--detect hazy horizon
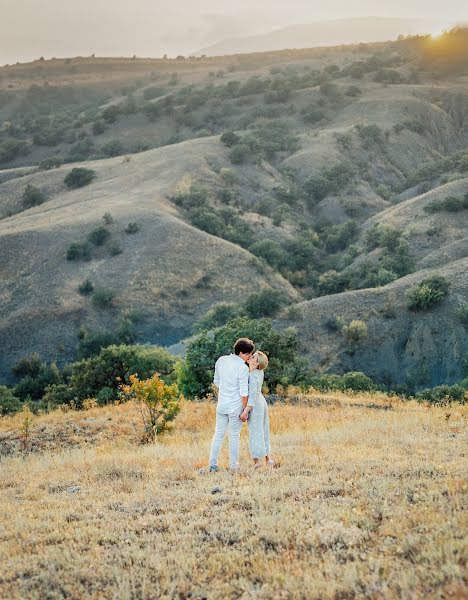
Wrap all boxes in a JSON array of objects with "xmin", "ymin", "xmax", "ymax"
[{"xmin": 1, "ymin": 0, "xmax": 467, "ymax": 65}]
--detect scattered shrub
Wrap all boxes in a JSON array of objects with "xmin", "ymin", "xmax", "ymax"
[
  {"xmin": 78, "ymin": 279, "xmax": 94, "ymax": 295},
  {"xmin": 244, "ymin": 289, "xmax": 287, "ymax": 318},
  {"xmin": 22, "ymin": 184, "xmax": 46, "ymax": 208},
  {"xmin": 64, "ymin": 168, "xmax": 96, "ymax": 189},
  {"xmin": 220, "ymin": 131, "xmax": 241, "ymax": 147},
  {"xmin": 325, "ymin": 315, "xmax": 346, "ymax": 332},
  {"xmin": 458, "ymin": 304, "xmax": 468, "ymax": 328},
  {"xmin": 92, "ymin": 287, "xmax": 117, "ymax": 309},
  {"xmin": 92, "ymin": 120, "xmax": 106, "ymax": 135},
  {"xmin": 101, "ymin": 139, "xmax": 124, "ymax": 157},
  {"xmin": 109, "ymin": 242, "xmax": 123, "ymax": 256},
  {"xmin": 66, "ymin": 241, "xmax": 92, "ymax": 261},
  {"xmin": 407, "ymin": 275, "xmax": 450, "ymax": 310},
  {"xmin": 125, "ymin": 222, "xmax": 140, "ymax": 234},
  {"xmin": 87, "ymin": 226, "xmax": 111, "ymax": 246},
  {"xmin": 193, "ymin": 303, "xmax": 240, "ymax": 332},
  {"xmin": 102, "ymin": 212, "xmax": 114, "ymax": 225},
  {"xmin": 342, "ymin": 320, "xmax": 368, "ymax": 345}
]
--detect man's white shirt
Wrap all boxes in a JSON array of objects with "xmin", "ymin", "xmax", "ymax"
[{"xmin": 213, "ymin": 354, "xmax": 249, "ymax": 414}]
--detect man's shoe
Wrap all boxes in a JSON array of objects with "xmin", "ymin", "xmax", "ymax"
[{"xmin": 209, "ymin": 466, "xmax": 220, "ymax": 473}]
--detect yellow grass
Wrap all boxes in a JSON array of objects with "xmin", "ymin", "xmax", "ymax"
[{"xmin": 0, "ymin": 393, "xmax": 466, "ymax": 599}]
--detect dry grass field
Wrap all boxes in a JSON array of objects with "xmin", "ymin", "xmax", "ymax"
[{"xmin": 0, "ymin": 393, "xmax": 466, "ymax": 599}]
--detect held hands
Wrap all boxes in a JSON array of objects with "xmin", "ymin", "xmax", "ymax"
[{"xmin": 240, "ymin": 408, "xmax": 250, "ymax": 422}]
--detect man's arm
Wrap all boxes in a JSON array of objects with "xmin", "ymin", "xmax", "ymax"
[{"xmin": 239, "ymin": 364, "xmax": 250, "ymax": 420}]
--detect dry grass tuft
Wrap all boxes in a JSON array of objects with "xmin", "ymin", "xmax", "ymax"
[{"xmin": 0, "ymin": 392, "xmax": 466, "ymax": 599}]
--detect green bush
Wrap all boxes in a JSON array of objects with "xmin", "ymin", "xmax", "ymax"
[
  {"xmin": 109, "ymin": 242, "xmax": 123, "ymax": 256},
  {"xmin": 92, "ymin": 120, "xmax": 106, "ymax": 135},
  {"xmin": 66, "ymin": 241, "xmax": 92, "ymax": 261},
  {"xmin": 318, "ymin": 270, "xmax": 347, "ymax": 295},
  {"xmin": 143, "ymin": 86, "xmax": 164, "ymax": 100},
  {"xmin": 407, "ymin": 275, "xmax": 450, "ymax": 310},
  {"xmin": 22, "ymin": 184, "xmax": 46, "ymax": 208},
  {"xmin": 193, "ymin": 303, "xmax": 240, "ymax": 332},
  {"xmin": 415, "ymin": 384, "xmax": 465, "ymax": 405},
  {"xmin": 51, "ymin": 344, "xmax": 179, "ymax": 408},
  {"xmin": 220, "ymin": 131, "xmax": 241, "ymax": 147},
  {"xmin": 325, "ymin": 315, "xmax": 346, "ymax": 332},
  {"xmin": 0, "ymin": 138, "xmax": 29, "ymax": 164},
  {"xmin": 342, "ymin": 320, "xmax": 368, "ymax": 345},
  {"xmin": 301, "ymin": 106, "xmax": 325, "ymax": 124},
  {"xmin": 101, "ymin": 104, "xmax": 120, "ymax": 124},
  {"xmin": 244, "ymin": 289, "xmax": 287, "ymax": 318},
  {"xmin": 78, "ymin": 279, "xmax": 94, "ymax": 295},
  {"xmin": 0, "ymin": 386, "xmax": 22, "ymax": 415},
  {"xmin": 179, "ymin": 317, "xmax": 309, "ymax": 399},
  {"xmin": 92, "ymin": 288, "xmax": 117, "ymax": 309},
  {"xmin": 365, "ymin": 224, "xmax": 402, "ymax": 251},
  {"xmin": 87, "ymin": 226, "xmax": 111, "ymax": 246},
  {"xmin": 341, "ymin": 371, "xmax": 375, "ymax": 391},
  {"xmin": 101, "ymin": 139, "xmax": 124, "ymax": 157},
  {"xmin": 64, "ymin": 168, "xmax": 96, "ymax": 189},
  {"xmin": 13, "ymin": 360, "xmax": 62, "ymax": 402},
  {"xmin": 304, "ymin": 175, "xmax": 332, "ymax": 203},
  {"xmin": 424, "ymin": 194, "xmax": 468, "ymax": 213},
  {"xmin": 189, "ymin": 210, "xmax": 225, "ymax": 236},
  {"xmin": 355, "ymin": 124, "xmax": 385, "ymax": 149},
  {"xmin": 374, "ymin": 69, "xmax": 404, "ymax": 84},
  {"xmin": 125, "ymin": 222, "xmax": 140, "ymax": 234},
  {"xmin": 249, "ymin": 239, "xmax": 287, "ymax": 269}
]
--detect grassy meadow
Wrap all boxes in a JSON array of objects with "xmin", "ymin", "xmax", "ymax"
[{"xmin": 0, "ymin": 392, "xmax": 466, "ymax": 599}]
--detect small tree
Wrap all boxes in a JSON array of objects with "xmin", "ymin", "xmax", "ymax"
[
  {"xmin": 64, "ymin": 168, "xmax": 96, "ymax": 189},
  {"xmin": 0, "ymin": 386, "xmax": 22, "ymax": 416},
  {"xmin": 66, "ymin": 241, "xmax": 92, "ymax": 261},
  {"xmin": 120, "ymin": 374, "xmax": 182, "ymax": 442},
  {"xmin": 22, "ymin": 184, "xmax": 46, "ymax": 208},
  {"xmin": 125, "ymin": 222, "xmax": 140, "ymax": 234},
  {"xmin": 244, "ymin": 289, "xmax": 287, "ymax": 318}
]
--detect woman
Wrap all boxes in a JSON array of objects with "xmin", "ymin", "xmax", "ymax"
[{"xmin": 244, "ymin": 351, "xmax": 273, "ymax": 468}]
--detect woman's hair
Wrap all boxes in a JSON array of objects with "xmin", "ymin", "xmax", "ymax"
[{"xmin": 256, "ymin": 351, "xmax": 269, "ymax": 370}]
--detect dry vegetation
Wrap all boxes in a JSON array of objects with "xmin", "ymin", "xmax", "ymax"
[{"xmin": 0, "ymin": 393, "xmax": 466, "ymax": 599}]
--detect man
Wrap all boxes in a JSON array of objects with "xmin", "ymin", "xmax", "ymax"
[{"xmin": 209, "ymin": 338, "xmax": 255, "ymax": 471}]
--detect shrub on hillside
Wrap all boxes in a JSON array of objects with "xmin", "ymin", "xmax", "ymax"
[
  {"xmin": 66, "ymin": 241, "xmax": 92, "ymax": 261},
  {"xmin": 179, "ymin": 317, "xmax": 309, "ymax": 398},
  {"xmin": 101, "ymin": 105, "xmax": 120, "ymax": 124},
  {"xmin": 220, "ymin": 131, "xmax": 241, "ymax": 147},
  {"xmin": 189, "ymin": 210, "xmax": 225, "ymax": 236},
  {"xmin": 374, "ymin": 68, "xmax": 404, "ymax": 83},
  {"xmin": 365, "ymin": 224, "xmax": 402, "ymax": 251},
  {"xmin": 458, "ymin": 304, "xmax": 468, "ymax": 328},
  {"xmin": 92, "ymin": 287, "xmax": 117, "ymax": 309},
  {"xmin": 120, "ymin": 374, "xmax": 182, "ymax": 442},
  {"xmin": 78, "ymin": 279, "xmax": 94, "ymax": 295},
  {"xmin": 143, "ymin": 86, "xmax": 164, "ymax": 100},
  {"xmin": 416, "ymin": 384, "xmax": 466, "ymax": 405},
  {"xmin": 101, "ymin": 139, "xmax": 124, "ymax": 157},
  {"xmin": 301, "ymin": 106, "xmax": 325, "ymax": 124},
  {"xmin": 355, "ymin": 124, "xmax": 385, "ymax": 149},
  {"xmin": 342, "ymin": 320, "xmax": 368, "ymax": 345},
  {"xmin": 87, "ymin": 226, "xmax": 111, "ymax": 246},
  {"xmin": 424, "ymin": 194, "xmax": 468, "ymax": 213},
  {"xmin": 0, "ymin": 386, "xmax": 22, "ymax": 415},
  {"xmin": 109, "ymin": 242, "xmax": 123, "ymax": 256},
  {"xmin": 125, "ymin": 222, "xmax": 140, "ymax": 234},
  {"xmin": 318, "ymin": 270, "xmax": 347, "ymax": 296},
  {"xmin": 193, "ymin": 303, "xmax": 240, "ymax": 333},
  {"xmin": 249, "ymin": 239, "xmax": 287, "ymax": 269},
  {"xmin": 244, "ymin": 289, "xmax": 287, "ymax": 318},
  {"xmin": 92, "ymin": 120, "xmax": 106, "ymax": 135},
  {"xmin": 64, "ymin": 167, "xmax": 96, "ymax": 189},
  {"xmin": 22, "ymin": 184, "xmax": 46, "ymax": 208},
  {"xmin": 407, "ymin": 275, "xmax": 450, "ymax": 310}
]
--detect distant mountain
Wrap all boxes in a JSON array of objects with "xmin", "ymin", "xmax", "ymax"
[{"xmin": 195, "ymin": 17, "xmax": 447, "ymax": 56}]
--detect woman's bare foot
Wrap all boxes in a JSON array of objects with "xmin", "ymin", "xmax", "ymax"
[{"xmin": 266, "ymin": 456, "xmax": 274, "ymax": 467}]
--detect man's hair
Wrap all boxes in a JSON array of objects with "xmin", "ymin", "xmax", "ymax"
[{"xmin": 234, "ymin": 338, "xmax": 255, "ymax": 355}]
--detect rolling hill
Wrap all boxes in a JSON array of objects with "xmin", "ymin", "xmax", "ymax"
[{"xmin": 0, "ymin": 30, "xmax": 467, "ymax": 387}]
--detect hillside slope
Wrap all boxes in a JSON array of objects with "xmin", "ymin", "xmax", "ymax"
[
  {"xmin": 0, "ymin": 138, "xmax": 298, "ymax": 380},
  {"xmin": 278, "ymin": 258, "xmax": 468, "ymax": 388}
]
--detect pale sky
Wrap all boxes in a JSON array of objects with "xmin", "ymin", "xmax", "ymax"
[{"xmin": 1, "ymin": 0, "xmax": 466, "ymax": 65}]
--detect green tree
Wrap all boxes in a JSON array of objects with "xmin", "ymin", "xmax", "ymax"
[
  {"xmin": 22, "ymin": 184, "xmax": 46, "ymax": 208},
  {"xmin": 64, "ymin": 168, "xmax": 96, "ymax": 189},
  {"xmin": 179, "ymin": 317, "xmax": 309, "ymax": 399},
  {"xmin": 244, "ymin": 289, "xmax": 287, "ymax": 318}
]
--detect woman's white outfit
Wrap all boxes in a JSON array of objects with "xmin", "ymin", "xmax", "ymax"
[{"xmin": 247, "ymin": 370, "xmax": 271, "ymax": 459}]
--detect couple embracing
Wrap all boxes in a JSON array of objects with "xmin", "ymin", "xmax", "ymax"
[{"xmin": 209, "ymin": 338, "xmax": 273, "ymax": 471}]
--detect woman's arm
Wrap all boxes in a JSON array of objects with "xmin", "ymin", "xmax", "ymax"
[{"xmin": 247, "ymin": 371, "xmax": 261, "ymax": 408}]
